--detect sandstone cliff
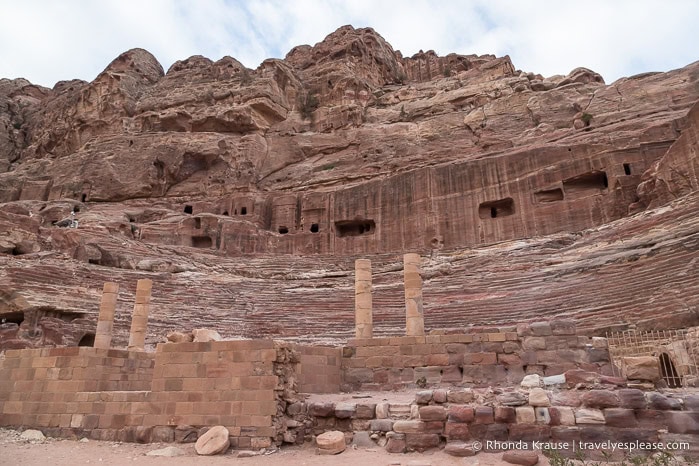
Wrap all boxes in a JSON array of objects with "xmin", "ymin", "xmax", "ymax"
[{"xmin": 0, "ymin": 26, "xmax": 697, "ymax": 349}]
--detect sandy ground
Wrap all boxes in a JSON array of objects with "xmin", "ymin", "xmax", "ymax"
[{"xmin": 0, "ymin": 428, "xmax": 524, "ymax": 466}]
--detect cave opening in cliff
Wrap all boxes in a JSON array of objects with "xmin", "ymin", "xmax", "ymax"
[
  {"xmin": 78, "ymin": 333, "xmax": 95, "ymax": 347},
  {"xmin": 184, "ymin": 205, "xmax": 193, "ymax": 214},
  {"xmin": 81, "ymin": 193, "xmax": 87, "ymax": 202},
  {"xmin": 192, "ymin": 236, "xmax": 212, "ymax": 248},
  {"xmin": 562, "ymin": 171, "xmax": 608, "ymax": 193},
  {"xmin": 478, "ymin": 198, "xmax": 515, "ymax": 219},
  {"xmin": 222, "ymin": 210, "xmax": 228, "ymax": 216},
  {"xmin": 623, "ymin": 163, "xmax": 632, "ymax": 175},
  {"xmin": 659, "ymin": 352, "xmax": 682, "ymax": 388},
  {"xmin": 194, "ymin": 218, "xmax": 201, "ymax": 229},
  {"xmin": 310, "ymin": 223, "xmax": 319, "ymax": 233},
  {"xmin": 278, "ymin": 226, "xmax": 289, "ymax": 234},
  {"xmin": 534, "ymin": 188, "xmax": 565, "ymax": 203},
  {"xmin": 335, "ymin": 219, "xmax": 376, "ymax": 237},
  {"xmin": 1, "ymin": 312, "xmax": 24, "ymax": 325},
  {"xmin": 241, "ymin": 207, "xmax": 247, "ymax": 215}
]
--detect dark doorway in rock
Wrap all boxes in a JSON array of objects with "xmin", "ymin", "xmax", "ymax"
[
  {"xmin": 222, "ymin": 210, "xmax": 229, "ymax": 216},
  {"xmin": 184, "ymin": 205, "xmax": 193, "ymax": 214},
  {"xmin": 278, "ymin": 226, "xmax": 289, "ymax": 234},
  {"xmin": 623, "ymin": 163, "xmax": 632, "ymax": 175},
  {"xmin": 81, "ymin": 194, "xmax": 87, "ymax": 202},
  {"xmin": 534, "ymin": 188, "xmax": 564, "ymax": 203},
  {"xmin": 335, "ymin": 220, "xmax": 376, "ymax": 237},
  {"xmin": 478, "ymin": 198, "xmax": 515, "ymax": 219},
  {"xmin": 192, "ymin": 236, "xmax": 212, "ymax": 248},
  {"xmin": 78, "ymin": 333, "xmax": 95, "ymax": 347},
  {"xmin": 241, "ymin": 207, "xmax": 247, "ymax": 215},
  {"xmin": 2, "ymin": 311, "xmax": 24, "ymax": 325},
  {"xmin": 310, "ymin": 223, "xmax": 319, "ymax": 233},
  {"xmin": 562, "ymin": 171, "xmax": 608, "ymax": 193},
  {"xmin": 659, "ymin": 353, "xmax": 682, "ymax": 388}
]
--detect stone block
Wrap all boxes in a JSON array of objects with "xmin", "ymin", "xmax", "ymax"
[
  {"xmin": 535, "ymin": 407, "xmax": 550, "ymax": 424},
  {"xmin": 520, "ymin": 374, "xmax": 541, "ymax": 388},
  {"xmin": 550, "ymin": 319, "xmax": 576, "ymax": 336},
  {"xmin": 522, "ymin": 337, "xmax": 546, "ymax": 351},
  {"xmin": 528, "ymin": 388, "xmax": 550, "ymax": 407},
  {"xmin": 415, "ymin": 390, "xmax": 433, "ymax": 404},
  {"xmin": 516, "ymin": 407, "xmax": 536, "ymax": 424},
  {"xmin": 551, "ymin": 426, "xmax": 580, "ymax": 443},
  {"xmin": 530, "ymin": 322, "xmax": 552, "ymax": 336},
  {"xmin": 355, "ymin": 403, "xmax": 376, "ymax": 419},
  {"xmin": 648, "ymin": 392, "xmax": 682, "ymax": 410},
  {"xmin": 508, "ymin": 424, "xmax": 550, "ymax": 442},
  {"xmin": 497, "ymin": 391, "xmax": 527, "ymax": 406},
  {"xmin": 375, "ymin": 402, "xmax": 390, "ymax": 419},
  {"xmin": 447, "ymin": 405, "xmax": 474, "ymax": 423},
  {"xmin": 194, "ymin": 426, "xmax": 229, "ymax": 455},
  {"xmin": 551, "ymin": 390, "xmax": 581, "ymax": 407},
  {"xmin": 432, "ymin": 389, "xmax": 447, "ymax": 403},
  {"xmin": 308, "ymin": 402, "xmax": 335, "ymax": 417},
  {"xmin": 315, "ymin": 430, "xmax": 346, "ymax": 455},
  {"xmin": 152, "ymin": 426, "xmax": 175, "ymax": 443},
  {"xmin": 621, "ymin": 356, "xmax": 661, "ymax": 382},
  {"xmin": 334, "ymin": 402, "xmax": 356, "ymax": 419},
  {"xmin": 603, "ymin": 408, "xmax": 637, "ymax": 428},
  {"xmin": 494, "ymin": 406, "xmax": 516, "ymax": 423},
  {"xmin": 635, "ymin": 409, "xmax": 668, "ymax": 430},
  {"xmin": 393, "ymin": 420, "xmax": 425, "ymax": 433},
  {"xmin": 666, "ymin": 412, "xmax": 699, "ymax": 434},
  {"xmin": 617, "ymin": 389, "xmax": 646, "ymax": 409},
  {"xmin": 385, "ymin": 432, "xmax": 405, "ymax": 453},
  {"xmin": 581, "ymin": 390, "xmax": 619, "ymax": 409},
  {"xmin": 444, "ymin": 441, "xmax": 477, "ymax": 457},
  {"xmin": 474, "ymin": 406, "xmax": 494, "ymax": 424},
  {"xmin": 548, "ymin": 407, "xmax": 575, "ymax": 426},
  {"xmin": 446, "ymin": 388, "xmax": 473, "ymax": 403},
  {"xmin": 574, "ymin": 408, "xmax": 605, "ymax": 424},
  {"xmin": 419, "ymin": 405, "xmax": 447, "ymax": 421},
  {"xmin": 444, "ymin": 422, "xmax": 470, "ymax": 440},
  {"xmin": 405, "ymin": 433, "xmax": 440, "ymax": 452},
  {"xmin": 502, "ymin": 450, "xmax": 540, "ymax": 466},
  {"xmin": 369, "ymin": 419, "xmax": 393, "ymax": 432}
]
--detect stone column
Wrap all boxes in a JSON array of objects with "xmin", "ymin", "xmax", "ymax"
[
  {"xmin": 403, "ymin": 253, "xmax": 425, "ymax": 336},
  {"xmin": 127, "ymin": 279, "xmax": 153, "ymax": 350},
  {"xmin": 93, "ymin": 282, "xmax": 119, "ymax": 349},
  {"xmin": 355, "ymin": 259, "xmax": 373, "ymax": 339}
]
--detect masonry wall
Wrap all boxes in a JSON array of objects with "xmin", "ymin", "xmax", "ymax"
[
  {"xmin": 341, "ymin": 320, "xmax": 611, "ymax": 391},
  {"xmin": 0, "ymin": 340, "xmax": 283, "ymax": 448},
  {"xmin": 293, "ymin": 345, "xmax": 342, "ymax": 394}
]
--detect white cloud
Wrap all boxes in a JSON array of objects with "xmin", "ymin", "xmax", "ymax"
[{"xmin": 0, "ymin": 0, "xmax": 696, "ymax": 87}]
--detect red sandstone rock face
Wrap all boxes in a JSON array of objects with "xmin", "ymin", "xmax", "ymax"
[{"xmin": 0, "ymin": 26, "xmax": 698, "ymax": 348}]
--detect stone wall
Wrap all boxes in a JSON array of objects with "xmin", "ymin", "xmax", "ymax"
[
  {"xmin": 341, "ymin": 320, "xmax": 611, "ymax": 392},
  {"xmin": 0, "ymin": 340, "xmax": 286, "ymax": 448},
  {"xmin": 293, "ymin": 344, "xmax": 342, "ymax": 394},
  {"xmin": 303, "ymin": 386, "xmax": 699, "ymax": 458}
]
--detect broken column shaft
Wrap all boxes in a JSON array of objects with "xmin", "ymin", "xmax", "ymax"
[
  {"xmin": 403, "ymin": 253, "xmax": 425, "ymax": 336},
  {"xmin": 93, "ymin": 282, "xmax": 119, "ymax": 349},
  {"xmin": 127, "ymin": 279, "xmax": 153, "ymax": 351},
  {"xmin": 355, "ymin": 259, "xmax": 373, "ymax": 338}
]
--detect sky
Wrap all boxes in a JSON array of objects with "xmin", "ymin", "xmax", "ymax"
[{"xmin": 1, "ymin": 0, "xmax": 698, "ymax": 88}]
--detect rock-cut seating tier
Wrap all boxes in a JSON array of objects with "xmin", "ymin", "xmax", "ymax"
[{"xmin": 1, "ymin": 189, "xmax": 697, "ymax": 347}]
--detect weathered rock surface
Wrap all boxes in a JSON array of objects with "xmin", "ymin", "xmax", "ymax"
[{"xmin": 1, "ymin": 26, "xmax": 698, "ymax": 347}]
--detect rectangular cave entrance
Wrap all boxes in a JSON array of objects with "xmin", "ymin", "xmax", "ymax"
[
  {"xmin": 623, "ymin": 163, "xmax": 632, "ymax": 175},
  {"xmin": 335, "ymin": 219, "xmax": 375, "ymax": 237},
  {"xmin": 192, "ymin": 236, "xmax": 212, "ymax": 248},
  {"xmin": 534, "ymin": 188, "xmax": 564, "ymax": 203},
  {"xmin": 562, "ymin": 171, "xmax": 608, "ymax": 194},
  {"xmin": 478, "ymin": 198, "xmax": 515, "ymax": 219}
]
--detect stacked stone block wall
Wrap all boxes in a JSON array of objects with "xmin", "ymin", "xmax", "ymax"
[
  {"xmin": 303, "ymin": 387, "xmax": 699, "ymax": 458},
  {"xmin": 341, "ymin": 320, "xmax": 611, "ymax": 391},
  {"xmin": 0, "ymin": 340, "xmax": 284, "ymax": 448},
  {"xmin": 292, "ymin": 345, "xmax": 342, "ymax": 394}
]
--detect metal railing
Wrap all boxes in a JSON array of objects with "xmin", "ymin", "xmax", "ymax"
[{"xmin": 606, "ymin": 328, "xmax": 699, "ymax": 388}]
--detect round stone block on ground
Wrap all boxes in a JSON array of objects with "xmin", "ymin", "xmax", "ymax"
[
  {"xmin": 195, "ymin": 425, "xmax": 230, "ymax": 455},
  {"xmin": 316, "ymin": 430, "xmax": 346, "ymax": 455}
]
